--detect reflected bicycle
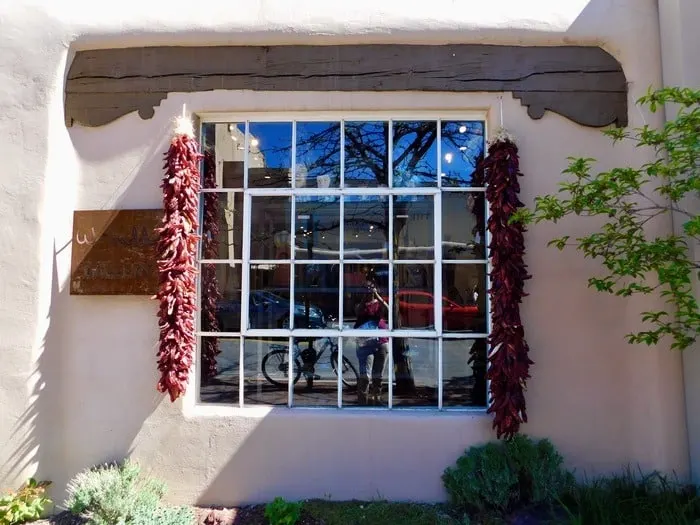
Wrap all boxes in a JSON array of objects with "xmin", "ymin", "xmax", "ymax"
[{"xmin": 261, "ymin": 338, "xmax": 359, "ymax": 390}]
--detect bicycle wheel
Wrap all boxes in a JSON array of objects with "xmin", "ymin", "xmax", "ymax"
[
  {"xmin": 262, "ymin": 349, "xmax": 301, "ymax": 388},
  {"xmin": 331, "ymin": 352, "xmax": 359, "ymax": 390}
]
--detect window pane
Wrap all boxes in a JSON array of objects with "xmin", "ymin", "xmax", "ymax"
[
  {"xmin": 395, "ymin": 264, "xmax": 434, "ymax": 329},
  {"xmin": 344, "ymin": 195, "xmax": 389, "ymax": 260},
  {"xmin": 292, "ymin": 337, "xmax": 343, "ymax": 407},
  {"xmin": 442, "ymin": 264, "xmax": 487, "ymax": 333},
  {"xmin": 201, "ymin": 192, "xmax": 243, "ymax": 260},
  {"xmin": 296, "ymin": 122, "xmax": 340, "ymax": 188},
  {"xmin": 394, "ymin": 195, "xmax": 434, "ymax": 260},
  {"xmin": 249, "ymin": 264, "xmax": 290, "ymax": 329},
  {"xmin": 442, "ymin": 192, "xmax": 486, "ymax": 260},
  {"xmin": 293, "ymin": 264, "xmax": 339, "ymax": 329},
  {"xmin": 443, "ymin": 338, "xmax": 487, "ymax": 407},
  {"xmin": 440, "ymin": 121, "xmax": 485, "ymax": 187},
  {"xmin": 343, "ymin": 336, "xmax": 388, "ymax": 407},
  {"xmin": 199, "ymin": 337, "xmax": 239, "ymax": 404},
  {"xmin": 295, "ymin": 196, "xmax": 340, "ymax": 260},
  {"xmin": 201, "ymin": 122, "xmax": 245, "ymax": 189},
  {"xmin": 344, "ymin": 121, "xmax": 388, "ymax": 188},
  {"xmin": 201, "ymin": 263, "xmax": 242, "ymax": 333},
  {"xmin": 392, "ymin": 121, "xmax": 438, "ymax": 187},
  {"xmin": 393, "ymin": 338, "xmax": 438, "ymax": 408},
  {"xmin": 251, "ymin": 196, "xmax": 291, "ymax": 260},
  {"xmin": 244, "ymin": 337, "xmax": 289, "ymax": 405},
  {"xmin": 343, "ymin": 264, "xmax": 389, "ymax": 330},
  {"xmin": 248, "ymin": 122, "xmax": 292, "ymax": 188}
]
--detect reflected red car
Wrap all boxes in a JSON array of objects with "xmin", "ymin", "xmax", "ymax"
[{"xmin": 395, "ymin": 290, "xmax": 480, "ymax": 331}]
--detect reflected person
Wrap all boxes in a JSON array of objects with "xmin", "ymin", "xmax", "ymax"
[{"xmin": 354, "ymin": 276, "xmax": 389, "ymax": 405}]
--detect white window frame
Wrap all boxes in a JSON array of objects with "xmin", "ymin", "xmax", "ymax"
[{"xmin": 196, "ymin": 110, "xmax": 490, "ymax": 411}]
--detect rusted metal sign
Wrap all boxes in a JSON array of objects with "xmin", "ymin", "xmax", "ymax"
[{"xmin": 70, "ymin": 209, "xmax": 162, "ymax": 295}]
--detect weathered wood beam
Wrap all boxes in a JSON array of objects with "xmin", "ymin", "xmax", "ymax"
[{"xmin": 65, "ymin": 44, "xmax": 628, "ymax": 128}]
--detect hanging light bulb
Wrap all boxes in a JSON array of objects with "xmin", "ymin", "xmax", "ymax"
[
  {"xmin": 251, "ymin": 138, "xmax": 259, "ymax": 147},
  {"xmin": 444, "ymin": 153, "xmax": 453, "ymax": 163},
  {"xmin": 459, "ymin": 125, "xmax": 467, "ymax": 133}
]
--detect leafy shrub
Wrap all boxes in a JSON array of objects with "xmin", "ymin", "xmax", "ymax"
[
  {"xmin": 264, "ymin": 497, "xmax": 302, "ymax": 525},
  {"xmin": 0, "ymin": 478, "xmax": 52, "ymax": 525},
  {"xmin": 65, "ymin": 460, "xmax": 193, "ymax": 525},
  {"xmin": 442, "ymin": 435, "xmax": 574, "ymax": 514},
  {"xmin": 560, "ymin": 468, "xmax": 700, "ymax": 525}
]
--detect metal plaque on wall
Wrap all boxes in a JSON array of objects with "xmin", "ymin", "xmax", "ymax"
[{"xmin": 70, "ymin": 209, "xmax": 162, "ymax": 295}]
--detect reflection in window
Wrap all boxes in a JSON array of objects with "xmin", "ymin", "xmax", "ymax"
[
  {"xmin": 393, "ymin": 195, "xmax": 434, "ymax": 260},
  {"xmin": 201, "ymin": 263, "xmax": 242, "ymax": 333},
  {"xmin": 442, "ymin": 339, "xmax": 487, "ymax": 407},
  {"xmin": 202, "ymin": 192, "xmax": 243, "ymax": 260},
  {"xmin": 440, "ymin": 121, "xmax": 485, "ymax": 187},
  {"xmin": 245, "ymin": 337, "xmax": 289, "ymax": 405},
  {"xmin": 249, "ymin": 264, "xmax": 290, "ymax": 329},
  {"xmin": 344, "ymin": 195, "xmax": 389, "ymax": 259},
  {"xmin": 392, "ymin": 121, "xmax": 437, "ymax": 187},
  {"xmin": 201, "ymin": 122, "xmax": 246, "ymax": 189},
  {"xmin": 442, "ymin": 264, "xmax": 487, "ymax": 333},
  {"xmin": 293, "ymin": 264, "xmax": 338, "ymax": 329},
  {"xmin": 292, "ymin": 337, "xmax": 345, "ymax": 407},
  {"xmin": 248, "ymin": 123, "xmax": 292, "ymax": 188},
  {"xmin": 295, "ymin": 196, "xmax": 340, "ymax": 260},
  {"xmin": 395, "ymin": 264, "xmax": 435, "ymax": 329},
  {"xmin": 296, "ymin": 122, "xmax": 340, "ymax": 188},
  {"xmin": 442, "ymin": 192, "xmax": 485, "ymax": 260},
  {"xmin": 393, "ymin": 338, "xmax": 438, "ymax": 408},
  {"xmin": 343, "ymin": 264, "xmax": 389, "ymax": 330},
  {"xmin": 250, "ymin": 196, "xmax": 291, "ymax": 260},
  {"xmin": 199, "ymin": 337, "xmax": 240, "ymax": 404},
  {"xmin": 344, "ymin": 121, "xmax": 389, "ymax": 187}
]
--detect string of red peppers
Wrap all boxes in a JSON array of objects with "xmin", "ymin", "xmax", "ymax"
[
  {"xmin": 200, "ymin": 150, "xmax": 222, "ymax": 380},
  {"xmin": 482, "ymin": 134, "xmax": 533, "ymax": 439},
  {"xmin": 154, "ymin": 120, "xmax": 202, "ymax": 402}
]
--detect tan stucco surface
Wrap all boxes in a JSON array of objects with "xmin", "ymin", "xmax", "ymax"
[{"xmin": 0, "ymin": 0, "xmax": 693, "ymax": 506}]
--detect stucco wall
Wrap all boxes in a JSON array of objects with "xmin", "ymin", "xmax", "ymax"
[
  {"xmin": 0, "ymin": 0, "xmax": 691, "ymax": 506},
  {"xmin": 658, "ymin": 0, "xmax": 700, "ymax": 487}
]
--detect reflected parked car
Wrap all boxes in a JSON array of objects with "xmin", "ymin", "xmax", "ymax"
[
  {"xmin": 396, "ymin": 290, "xmax": 479, "ymax": 330},
  {"xmin": 217, "ymin": 291, "xmax": 326, "ymax": 330}
]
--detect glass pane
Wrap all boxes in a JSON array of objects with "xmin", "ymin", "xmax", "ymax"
[
  {"xmin": 292, "ymin": 337, "xmax": 344, "ymax": 407},
  {"xmin": 296, "ymin": 122, "xmax": 341, "ymax": 188},
  {"xmin": 442, "ymin": 192, "xmax": 486, "ymax": 260},
  {"xmin": 201, "ymin": 263, "xmax": 242, "ymax": 333},
  {"xmin": 199, "ymin": 337, "xmax": 240, "ymax": 404},
  {"xmin": 248, "ymin": 122, "xmax": 292, "ymax": 188},
  {"xmin": 392, "ymin": 338, "xmax": 438, "ymax": 408},
  {"xmin": 393, "ymin": 195, "xmax": 434, "ymax": 260},
  {"xmin": 295, "ymin": 196, "xmax": 340, "ymax": 260},
  {"xmin": 442, "ymin": 264, "xmax": 487, "ymax": 333},
  {"xmin": 394, "ymin": 264, "xmax": 435, "ymax": 329},
  {"xmin": 443, "ymin": 339, "xmax": 487, "ymax": 407},
  {"xmin": 344, "ymin": 195, "xmax": 389, "ymax": 260},
  {"xmin": 440, "ymin": 121, "xmax": 485, "ymax": 187},
  {"xmin": 244, "ymin": 337, "xmax": 289, "ymax": 406},
  {"xmin": 343, "ymin": 264, "xmax": 389, "ymax": 330},
  {"xmin": 201, "ymin": 192, "xmax": 243, "ymax": 260},
  {"xmin": 293, "ymin": 264, "xmax": 339, "ymax": 329},
  {"xmin": 344, "ymin": 336, "xmax": 388, "ymax": 407},
  {"xmin": 249, "ymin": 264, "xmax": 290, "ymax": 329},
  {"xmin": 392, "ymin": 121, "xmax": 438, "ymax": 187},
  {"xmin": 344, "ymin": 121, "xmax": 388, "ymax": 188},
  {"xmin": 251, "ymin": 196, "xmax": 291, "ymax": 260},
  {"xmin": 201, "ymin": 122, "xmax": 245, "ymax": 189}
]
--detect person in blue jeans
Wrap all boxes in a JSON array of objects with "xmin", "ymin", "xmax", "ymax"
[{"xmin": 354, "ymin": 278, "xmax": 389, "ymax": 405}]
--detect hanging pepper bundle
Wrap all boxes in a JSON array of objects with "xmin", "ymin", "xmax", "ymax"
[
  {"xmin": 154, "ymin": 116, "xmax": 202, "ymax": 402},
  {"xmin": 200, "ymin": 150, "xmax": 221, "ymax": 380},
  {"xmin": 483, "ymin": 131, "xmax": 533, "ymax": 439}
]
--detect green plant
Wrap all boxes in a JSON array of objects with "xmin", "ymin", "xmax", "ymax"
[
  {"xmin": 0, "ymin": 478, "xmax": 51, "ymax": 525},
  {"xmin": 559, "ymin": 468, "xmax": 700, "ymax": 524},
  {"xmin": 442, "ymin": 435, "xmax": 574, "ymax": 515},
  {"xmin": 65, "ymin": 459, "xmax": 193, "ymax": 525},
  {"xmin": 514, "ymin": 86, "xmax": 699, "ymax": 350},
  {"xmin": 264, "ymin": 497, "xmax": 302, "ymax": 525}
]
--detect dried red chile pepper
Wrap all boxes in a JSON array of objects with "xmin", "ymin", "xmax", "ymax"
[
  {"xmin": 482, "ymin": 136, "xmax": 533, "ymax": 439},
  {"xmin": 155, "ymin": 129, "xmax": 202, "ymax": 402},
  {"xmin": 200, "ymin": 150, "xmax": 221, "ymax": 380}
]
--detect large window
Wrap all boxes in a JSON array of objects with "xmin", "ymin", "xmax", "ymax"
[{"xmin": 198, "ymin": 115, "xmax": 488, "ymax": 409}]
